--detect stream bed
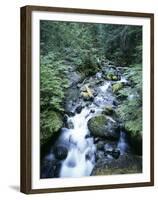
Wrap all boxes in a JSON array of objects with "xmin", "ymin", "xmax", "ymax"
[{"xmin": 41, "ymin": 65, "xmax": 142, "ymax": 178}]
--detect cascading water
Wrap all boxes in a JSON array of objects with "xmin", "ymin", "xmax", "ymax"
[
  {"xmin": 41, "ymin": 77, "xmax": 130, "ymax": 178},
  {"xmin": 58, "ymin": 82, "xmax": 112, "ymax": 177},
  {"xmin": 117, "ymin": 131, "xmax": 130, "ymax": 155}
]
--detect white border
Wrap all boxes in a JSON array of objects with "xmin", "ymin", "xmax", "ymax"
[{"xmin": 32, "ymin": 11, "xmax": 151, "ymax": 189}]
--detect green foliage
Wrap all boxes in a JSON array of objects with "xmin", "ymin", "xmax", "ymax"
[
  {"xmin": 40, "ymin": 53, "xmax": 69, "ymax": 111},
  {"xmin": 116, "ymin": 98, "xmax": 142, "ymax": 136},
  {"xmin": 40, "ymin": 20, "xmax": 143, "ymax": 143},
  {"xmin": 100, "ymin": 25, "xmax": 142, "ymax": 65},
  {"xmin": 124, "ymin": 64, "xmax": 142, "ymax": 92},
  {"xmin": 40, "ymin": 111, "xmax": 63, "ymax": 145},
  {"xmin": 116, "ymin": 64, "xmax": 142, "ymax": 137},
  {"xmin": 77, "ymin": 51, "xmax": 101, "ymax": 76},
  {"xmin": 40, "ymin": 52, "xmax": 69, "ymax": 144}
]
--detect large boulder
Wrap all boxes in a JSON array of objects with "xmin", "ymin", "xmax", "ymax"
[
  {"xmin": 54, "ymin": 145, "xmax": 68, "ymax": 160},
  {"xmin": 87, "ymin": 115, "xmax": 120, "ymax": 140},
  {"xmin": 91, "ymin": 154, "xmax": 142, "ymax": 176}
]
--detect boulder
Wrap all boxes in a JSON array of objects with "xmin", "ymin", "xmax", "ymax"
[
  {"xmin": 95, "ymin": 151, "xmax": 105, "ymax": 161},
  {"xmin": 80, "ymin": 85, "xmax": 94, "ymax": 101},
  {"xmin": 65, "ymin": 87, "xmax": 80, "ymax": 115},
  {"xmin": 66, "ymin": 119, "xmax": 74, "ymax": 129},
  {"xmin": 75, "ymin": 105, "xmax": 83, "ymax": 114},
  {"xmin": 40, "ymin": 159, "xmax": 61, "ymax": 178},
  {"xmin": 91, "ymin": 154, "xmax": 142, "ymax": 176},
  {"xmin": 81, "ymin": 92, "xmax": 94, "ymax": 101},
  {"xmin": 103, "ymin": 67, "xmax": 120, "ymax": 81},
  {"xmin": 96, "ymin": 141, "xmax": 105, "ymax": 151},
  {"xmin": 112, "ymin": 82, "xmax": 123, "ymax": 93},
  {"xmin": 54, "ymin": 145, "xmax": 68, "ymax": 160},
  {"xmin": 102, "ymin": 106, "xmax": 114, "ymax": 116},
  {"xmin": 87, "ymin": 115, "xmax": 120, "ymax": 140}
]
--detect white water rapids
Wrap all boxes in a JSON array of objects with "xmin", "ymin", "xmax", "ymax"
[
  {"xmin": 41, "ymin": 79, "xmax": 130, "ymax": 178},
  {"xmin": 59, "ymin": 82, "xmax": 112, "ymax": 177}
]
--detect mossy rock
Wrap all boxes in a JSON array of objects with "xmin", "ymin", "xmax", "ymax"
[
  {"xmin": 112, "ymin": 82, "xmax": 123, "ymax": 93},
  {"xmin": 104, "ymin": 69, "xmax": 119, "ymax": 81},
  {"xmin": 40, "ymin": 111, "xmax": 63, "ymax": 145},
  {"xmin": 87, "ymin": 115, "xmax": 119, "ymax": 140},
  {"xmin": 102, "ymin": 106, "xmax": 114, "ymax": 116},
  {"xmin": 88, "ymin": 115, "xmax": 107, "ymax": 138},
  {"xmin": 112, "ymin": 75, "xmax": 118, "ymax": 81},
  {"xmin": 91, "ymin": 154, "xmax": 142, "ymax": 176}
]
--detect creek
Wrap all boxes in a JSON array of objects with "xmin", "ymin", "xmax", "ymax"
[{"xmin": 41, "ymin": 68, "xmax": 131, "ymax": 178}]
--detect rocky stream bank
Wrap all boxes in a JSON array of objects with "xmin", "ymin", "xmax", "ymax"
[{"xmin": 41, "ymin": 59, "xmax": 142, "ymax": 178}]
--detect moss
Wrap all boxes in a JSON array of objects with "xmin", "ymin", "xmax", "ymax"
[
  {"xmin": 112, "ymin": 82, "xmax": 123, "ymax": 93},
  {"xmin": 91, "ymin": 154, "xmax": 142, "ymax": 176},
  {"xmin": 88, "ymin": 115, "xmax": 107, "ymax": 137},
  {"xmin": 112, "ymin": 75, "xmax": 118, "ymax": 80},
  {"xmin": 102, "ymin": 106, "xmax": 114, "ymax": 116},
  {"xmin": 40, "ymin": 111, "xmax": 63, "ymax": 145}
]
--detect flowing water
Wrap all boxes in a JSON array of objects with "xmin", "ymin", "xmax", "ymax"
[
  {"xmin": 59, "ymin": 82, "xmax": 112, "ymax": 177},
  {"xmin": 41, "ymin": 78, "xmax": 130, "ymax": 178}
]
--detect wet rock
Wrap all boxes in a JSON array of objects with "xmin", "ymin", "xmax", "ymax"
[
  {"xmin": 94, "ymin": 137, "xmax": 100, "ymax": 144},
  {"xmin": 111, "ymin": 149, "xmax": 120, "ymax": 159},
  {"xmin": 93, "ymin": 91, "xmax": 98, "ymax": 97},
  {"xmin": 54, "ymin": 145, "xmax": 68, "ymax": 160},
  {"xmin": 104, "ymin": 143, "xmax": 116, "ymax": 153},
  {"xmin": 102, "ymin": 106, "xmax": 114, "ymax": 116},
  {"xmin": 96, "ymin": 141, "xmax": 105, "ymax": 151},
  {"xmin": 113, "ymin": 100, "xmax": 118, "ymax": 106},
  {"xmin": 96, "ymin": 151, "xmax": 105, "ymax": 161},
  {"xmin": 85, "ymin": 134, "xmax": 91, "ymax": 139},
  {"xmin": 63, "ymin": 114, "xmax": 69, "ymax": 123},
  {"xmin": 81, "ymin": 92, "xmax": 94, "ymax": 101},
  {"xmin": 85, "ymin": 150, "xmax": 94, "ymax": 161},
  {"xmin": 88, "ymin": 115, "xmax": 120, "ymax": 140},
  {"xmin": 75, "ymin": 105, "xmax": 83, "ymax": 114},
  {"xmin": 112, "ymin": 82, "xmax": 123, "ymax": 93},
  {"xmin": 96, "ymin": 72, "xmax": 102, "ymax": 79},
  {"xmin": 80, "ymin": 85, "xmax": 94, "ymax": 101},
  {"xmin": 90, "ymin": 109, "xmax": 95, "ymax": 113},
  {"xmin": 103, "ymin": 67, "xmax": 120, "ymax": 81},
  {"xmin": 66, "ymin": 119, "xmax": 74, "ymax": 129},
  {"xmin": 91, "ymin": 154, "xmax": 142, "ymax": 176},
  {"xmin": 80, "ymin": 85, "xmax": 87, "ymax": 92},
  {"xmin": 40, "ymin": 159, "xmax": 61, "ymax": 178},
  {"xmin": 64, "ymin": 115, "xmax": 74, "ymax": 129},
  {"xmin": 65, "ymin": 87, "xmax": 80, "ymax": 115}
]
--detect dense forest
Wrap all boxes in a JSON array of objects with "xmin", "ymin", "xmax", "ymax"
[{"xmin": 40, "ymin": 21, "xmax": 142, "ymax": 178}]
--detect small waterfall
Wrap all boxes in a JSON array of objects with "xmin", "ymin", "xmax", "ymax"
[
  {"xmin": 59, "ymin": 106, "xmax": 96, "ymax": 177},
  {"xmin": 41, "ymin": 80, "xmax": 128, "ymax": 178},
  {"xmin": 59, "ymin": 82, "xmax": 112, "ymax": 178},
  {"xmin": 117, "ymin": 131, "xmax": 130, "ymax": 155}
]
